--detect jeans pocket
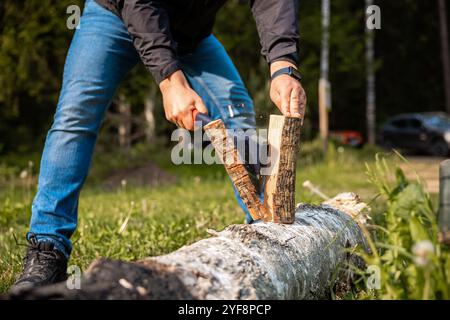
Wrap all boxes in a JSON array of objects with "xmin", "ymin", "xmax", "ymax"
[{"xmin": 221, "ymin": 102, "xmax": 256, "ymax": 130}]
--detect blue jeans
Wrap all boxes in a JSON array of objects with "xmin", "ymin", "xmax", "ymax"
[{"xmin": 28, "ymin": 0, "xmax": 257, "ymax": 257}]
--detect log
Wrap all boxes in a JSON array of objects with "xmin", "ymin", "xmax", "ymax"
[
  {"xmin": 8, "ymin": 193, "xmax": 368, "ymax": 300},
  {"xmin": 204, "ymin": 119, "xmax": 266, "ymax": 221},
  {"xmin": 263, "ymin": 115, "xmax": 302, "ymax": 223}
]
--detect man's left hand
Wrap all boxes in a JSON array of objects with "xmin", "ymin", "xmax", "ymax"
[{"xmin": 269, "ymin": 61, "xmax": 306, "ymax": 118}]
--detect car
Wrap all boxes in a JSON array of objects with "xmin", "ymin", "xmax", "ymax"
[
  {"xmin": 379, "ymin": 112, "xmax": 450, "ymax": 156},
  {"xmin": 330, "ymin": 131, "xmax": 364, "ymax": 147}
]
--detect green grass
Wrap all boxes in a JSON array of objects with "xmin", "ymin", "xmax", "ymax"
[
  {"xmin": 0, "ymin": 142, "xmax": 377, "ymax": 293},
  {"xmin": 349, "ymin": 154, "xmax": 450, "ymax": 300},
  {"xmin": 1, "ymin": 142, "xmax": 446, "ymax": 298}
]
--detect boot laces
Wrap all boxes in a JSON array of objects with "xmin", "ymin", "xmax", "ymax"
[{"xmin": 20, "ymin": 234, "xmax": 60, "ymax": 279}]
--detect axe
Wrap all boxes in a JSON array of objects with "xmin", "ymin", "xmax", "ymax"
[{"xmin": 192, "ymin": 110, "xmax": 302, "ymax": 224}]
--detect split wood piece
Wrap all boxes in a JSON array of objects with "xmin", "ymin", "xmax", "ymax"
[
  {"xmin": 439, "ymin": 160, "xmax": 450, "ymax": 244},
  {"xmin": 263, "ymin": 115, "xmax": 302, "ymax": 224},
  {"xmin": 203, "ymin": 119, "xmax": 266, "ymax": 221}
]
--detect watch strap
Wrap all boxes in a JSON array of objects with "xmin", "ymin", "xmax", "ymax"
[{"xmin": 271, "ymin": 66, "xmax": 302, "ymax": 82}]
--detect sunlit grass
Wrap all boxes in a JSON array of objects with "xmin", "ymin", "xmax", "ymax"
[{"xmin": 0, "ymin": 142, "xmax": 443, "ymax": 297}]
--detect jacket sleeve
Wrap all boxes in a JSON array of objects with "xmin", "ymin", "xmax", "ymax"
[
  {"xmin": 250, "ymin": 0, "xmax": 299, "ymax": 65},
  {"xmin": 118, "ymin": 0, "xmax": 181, "ymax": 84}
]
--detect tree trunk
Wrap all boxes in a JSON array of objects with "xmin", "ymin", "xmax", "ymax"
[
  {"xmin": 366, "ymin": 0, "xmax": 376, "ymax": 145},
  {"xmin": 438, "ymin": 0, "xmax": 450, "ymax": 113},
  {"xmin": 144, "ymin": 87, "xmax": 156, "ymax": 144},
  {"xmin": 117, "ymin": 95, "xmax": 132, "ymax": 152},
  {"xmin": 319, "ymin": 0, "xmax": 331, "ymax": 154},
  {"xmin": 8, "ymin": 194, "xmax": 368, "ymax": 300},
  {"xmin": 439, "ymin": 160, "xmax": 450, "ymax": 244}
]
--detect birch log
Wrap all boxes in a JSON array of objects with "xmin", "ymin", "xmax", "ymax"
[{"xmin": 9, "ymin": 193, "xmax": 368, "ymax": 300}]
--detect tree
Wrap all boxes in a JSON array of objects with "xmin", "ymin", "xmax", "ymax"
[
  {"xmin": 438, "ymin": 0, "xmax": 450, "ymax": 113},
  {"xmin": 0, "ymin": 0, "xmax": 448, "ymax": 154},
  {"xmin": 366, "ymin": 0, "xmax": 377, "ymax": 145},
  {"xmin": 0, "ymin": 0, "xmax": 83, "ymax": 153},
  {"xmin": 319, "ymin": 0, "xmax": 331, "ymax": 153},
  {"xmin": 376, "ymin": 0, "xmax": 447, "ymax": 123}
]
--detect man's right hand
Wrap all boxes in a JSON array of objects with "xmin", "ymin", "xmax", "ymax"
[{"xmin": 159, "ymin": 70, "xmax": 208, "ymax": 131}]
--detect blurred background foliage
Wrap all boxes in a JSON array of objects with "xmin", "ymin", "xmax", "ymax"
[
  {"xmin": 0, "ymin": 0, "xmax": 449, "ymax": 296},
  {"xmin": 0, "ymin": 0, "xmax": 448, "ymax": 154}
]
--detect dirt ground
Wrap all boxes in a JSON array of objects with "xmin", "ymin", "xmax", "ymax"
[
  {"xmin": 399, "ymin": 156, "xmax": 447, "ymax": 194},
  {"xmin": 102, "ymin": 162, "xmax": 177, "ymax": 190}
]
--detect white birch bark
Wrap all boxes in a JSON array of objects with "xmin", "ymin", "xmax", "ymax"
[{"xmin": 366, "ymin": 0, "xmax": 376, "ymax": 145}]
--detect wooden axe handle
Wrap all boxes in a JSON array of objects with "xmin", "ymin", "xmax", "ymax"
[{"xmin": 192, "ymin": 110, "xmax": 212, "ymax": 129}]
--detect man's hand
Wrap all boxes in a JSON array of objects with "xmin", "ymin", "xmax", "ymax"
[
  {"xmin": 159, "ymin": 70, "xmax": 208, "ymax": 131},
  {"xmin": 269, "ymin": 61, "xmax": 306, "ymax": 118}
]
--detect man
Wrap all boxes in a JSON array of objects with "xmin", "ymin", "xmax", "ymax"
[{"xmin": 11, "ymin": 0, "xmax": 306, "ymax": 292}]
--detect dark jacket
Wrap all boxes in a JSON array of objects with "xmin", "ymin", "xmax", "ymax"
[{"xmin": 95, "ymin": 0, "xmax": 299, "ymax": 83}]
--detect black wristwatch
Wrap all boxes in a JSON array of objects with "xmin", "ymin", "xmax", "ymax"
[{"xmin": 271, "ymin": 66, "xmax": 302, "ymax": 82}]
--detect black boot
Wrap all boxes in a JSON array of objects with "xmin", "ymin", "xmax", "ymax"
[{"xmin": 9, "ymin": 235, "xmax": 68, "ymax": 295}]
